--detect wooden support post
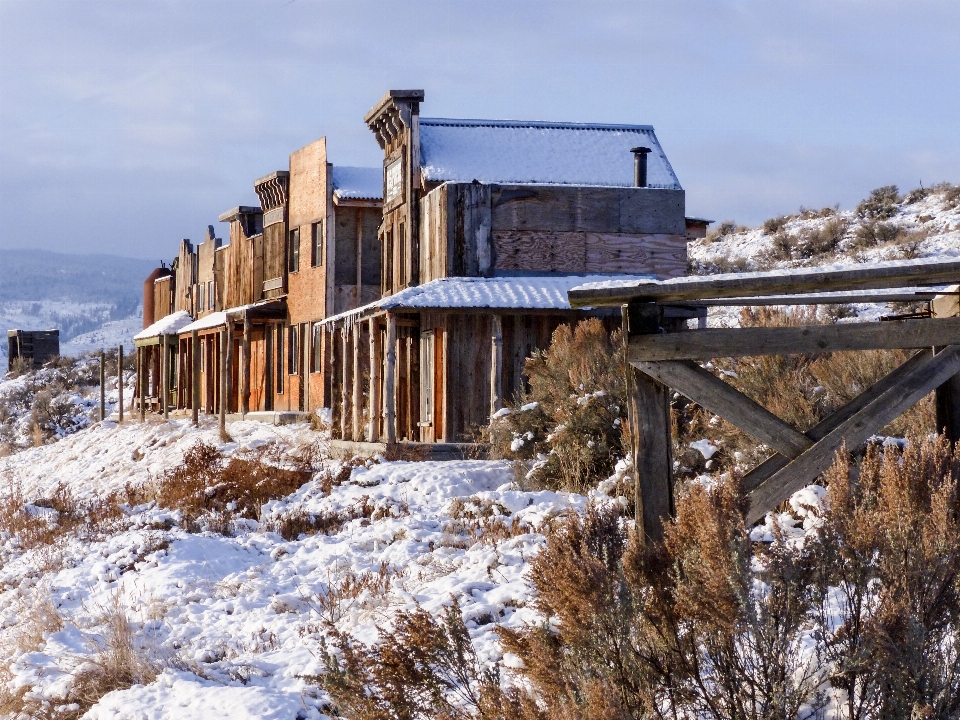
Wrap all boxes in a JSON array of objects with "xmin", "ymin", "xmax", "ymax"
[
  {"xmin": 241, "ymin": 314, "xmax": 251, "ymax": 417},
  {"xmin": 385, "ymin": 313, "xmax": 397, "ymax": 444},
  {"xmin": 340, "ymin": 326, "xmax": 350, "ymax": 440},
  {"xmin": 369, "ymin": 318, "xmax": 381, "ymax": 442},
  {"xmin": 160, "ymin": 335, "xmax": 169, "ymax": 420},
  {"xmin": 225, "ymin": 322, "xmax": 234, "ymax": 419},
  {"xmin": 99, "ymin": 350, "xmax": 105, "ymax": 421},
  {"xmin": 139, "ymin": 347, "xmax": 146, "ymax": 421},
  {"xmin": 118, "ymin": 345, "xmax": 124, "ymax": 422},
  {"xmin": 219, "ymin": 327, "xmax": 228, "ymax": 432},
  {"xmin": 623, "ymin": 304, "xmax": 673, "ymax": 544},
  {"xmin": 191, "ymin": 330, "xmax": 200, "ymax": 426},
  {"xmin": 352, "ymin": 322, "xmax": 363, "ymax": 441},
  {"xmin": 490, "ymin": 314, "xmax": 503, "ymax": 417}
]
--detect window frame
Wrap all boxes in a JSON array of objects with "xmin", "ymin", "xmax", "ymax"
[
  {"xmin": 311, "ymin": 220, "xmax": 323, "ymax": 267},
  {"xmin": 288, "ymin": 228, "xmax": 301, "ymax": 273}
]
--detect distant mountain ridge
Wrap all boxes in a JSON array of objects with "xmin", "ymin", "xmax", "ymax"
[{"xmin": 1, "ymin": 249, "xmax": 157, "ymax": 363}]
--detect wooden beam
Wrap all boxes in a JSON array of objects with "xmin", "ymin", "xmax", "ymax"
[
  {"xmin": 629, "ymin": 317, "xmax": 960, "ymax": 362},
  {"xmin": 385, "ymin": 313, "xmax": 398, "ymax": 444},
  {"xmin": 138, "ymin": 347, "xmax": 146, "ymax": 421},
  {"xmin": 191, "ymin": 330, "xmax": 200, "ymax": 426},
  {"xmin": 747, "ymin": 344, "xmax": 960, "ymax": 524},
  {"xmin": 671, "ymin": 291, "xmax": 940, "ymax": 308},
  {"xmin": 741, "ymin": 349, "xmax": 933, "ymax": 493},
  {"xmin": 569, "ymin": 258, "xmax": 960, "ymax": 307},
  {"xmin": 369, "ymin": 318, "xmax": 381, "ymax": 442},
  {"xmin": 219, "ymin": 328, "xmax": 227, "ymax": 431},
  {"xmin": 637, "ymin": 359, "xmax": 812, "ymax": 458},
  {"xmin": 490, "ymin": 314, "xmax": 503, "ymax": 417},
  {"xmin": 353, "ymin": 322, "xmax": 363, "ymax": 442}
]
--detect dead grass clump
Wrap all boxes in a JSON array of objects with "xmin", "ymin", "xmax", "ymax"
[
  {"xmin": 442, "ymin": 497, "xmax": 532, "ymax": 548},
  {"xmin": 151, "ymin": 441, "xmax": 313, "ymax": 532},
  {"xmin": 309, "ymin": 561, "xmax": 398, "ymax": 627},
  {"xmin": 318, "ymin": 599, "xmax": 506, "ymax": 720},
  {"xmin": 265, "ymin": 496, "xmax": 379, "ymax": 541}
]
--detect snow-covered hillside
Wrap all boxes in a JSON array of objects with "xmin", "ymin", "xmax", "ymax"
[{"xmin": 0, "ymin": 418, "xmax": 609, "ymax": 719}]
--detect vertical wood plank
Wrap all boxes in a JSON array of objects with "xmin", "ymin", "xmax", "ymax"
[
  {"xmin": 340, "ymin": 326, "xmax": 350, "ymax": 439},
  {"xmin": 241, "ymin": 315, "xmax": 251, "ymax": 416},
  {"xmin": 161, "ymin": 336, "xmax": 169, "ymax": 420},
  {"xmin": 490, "ymin": 314, "xmax": 503, "ymax": 417},
  {"xmin": 139, "ymin": 348, "xmax": 146, "ymax": 421},
  {"xmin": 369, "ymin": 318, "xmax": 381, "ymax": 442},
  {"xmin": 935, "ymin": 300, "xmax": 960, "ymax": 445},
  {"xmin": 220, "ymin": 327, "xmax": 228, "ymax": 429},
  {"xmin": 385, "ymin": 313, "xmax": 397, "ymax": 444},
  {"xmin": 191, "ymin": 331, "xmax": 200, "ymax": 425}
]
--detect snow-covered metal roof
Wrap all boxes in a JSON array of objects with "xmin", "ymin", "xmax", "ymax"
[
  {"xmin": 134, "ymin": 311, "xmax": 194, "ymax": 340},
  {"xmin": 418, "ymin": 118, "xmax": 681, "ymax": 189},
  {"xmin": 332, "ymin": 166, "xmax": 383, "ymax": 201},
  {"xmin": 321, "ymin": 274, "xmax": 657, "ymax": 325}
]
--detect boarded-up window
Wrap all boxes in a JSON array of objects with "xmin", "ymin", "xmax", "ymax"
[
  {"xmin": 399, "ymin": 222, "xmax": 406, "ymax": 286},
  {"xmin": 385, "ymin": 157, "xmax": 402, "ymax": 203},
  {"xmin": 312, "ymin": 324, "xmax": 322, "ymax": 373},
  {"xmin": 420, "ymin": 331, "xmax": 434, "ymax": 425},
  {"xmin": 311, "ymin": 220, "xmax": 323, "ymax": 267},
  {"xmin": 288, "ymin": 228, "xmax": 300, "ymax": 273},
  {"xmin": 383, "ymin": 229, "xmax": 394, "ymax": 294}
]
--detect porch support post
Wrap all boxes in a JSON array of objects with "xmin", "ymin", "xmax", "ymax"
[
  {"xmin": 340, "ymin": 325, "xmax": 350, "ymax": 440},
  {"xmin": 225, "ymin": 321, "xmax": 234, "ymax": 418},
  {"xmin": 191, "ymin": 330, "xmax": 200, "ymax": 426},
  {"xmin": 385, "ymin": 313, "xmax": 397, "ymax": 444},
  {"xmin": 161, "ymin": 334, "xmax": 169, "ymax": 420},
  {"xmin": 369, "ymin": 318, "xmax": 381, "ymax": 442},
  {"xmin": 241, "ymin": 313, "xmax": 251, "ymax": 417},
  {"xmin": 352, "ymin": 321, "xmax": 363, "ymax": 441},
  {"xmin": 219, "ymin": 326, "xmax": 228, "ymax": 432},
  {"xmin": 490, "ymin": 314, "xmax": 503, "ymax": 417},
  {"xmin": 138, "ymin": 347, "xmax": 146, "ymax": 421}
]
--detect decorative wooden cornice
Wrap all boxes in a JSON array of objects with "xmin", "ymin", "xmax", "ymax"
[
  {"xmin": 254, "ymin": 171, "xmax": 290, "ymax": 211},
  {"xmin": 364, "ymin": 90, "xmax": 423, "ymax": 149}
]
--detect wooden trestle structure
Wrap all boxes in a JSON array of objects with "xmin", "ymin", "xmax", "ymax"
[{"xmin": 568, "ymin": 258, "xmax": 960, "ymax": 543}]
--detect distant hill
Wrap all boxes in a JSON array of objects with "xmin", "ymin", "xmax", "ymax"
[{"xmin": 1, "ymin": 249, "xmax": 158, "ymax": 364}]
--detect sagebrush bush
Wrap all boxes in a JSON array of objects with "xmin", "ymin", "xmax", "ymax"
[
  {"xmin": 488, "ymin": 318, "xmax": 627, "ymax": 493},
  {"xmin": 856, "ymin": 185, "xmax": 900, "ymax": 219},
  {"xmin": 149, "ymin": 440, "xmax": 320, "ymax": 532}
]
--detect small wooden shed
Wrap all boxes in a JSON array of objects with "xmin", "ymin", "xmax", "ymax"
[{"xmin": 7, "ymin": 330, "xmax": 60, "ymax": 372}]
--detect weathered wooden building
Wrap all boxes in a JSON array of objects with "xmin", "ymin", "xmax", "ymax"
[
  {"xmin": 7, "ymin": 329, "xmax": 60, "ymax": 372},
  {"xmin": 134, "ymin": 137, "xmax": 382, "ymax": 419},
  {"xmin": 323, "ymin": 89, "xmax": 695, "ymax": 449}
]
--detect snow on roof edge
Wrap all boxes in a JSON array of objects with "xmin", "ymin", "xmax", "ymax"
[{"xmin": 134, "ymin": 311, "xmax": 194, "ymax": 340}]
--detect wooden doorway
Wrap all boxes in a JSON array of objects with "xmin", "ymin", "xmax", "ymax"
[{"xmin": 419, "ymin": 329, "xmax": 445, "ymax": 442}]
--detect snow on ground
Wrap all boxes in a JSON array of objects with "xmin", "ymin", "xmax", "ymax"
[{"xmin": 0, "ymin": 417, "xmax": 600, "ymax": 718}]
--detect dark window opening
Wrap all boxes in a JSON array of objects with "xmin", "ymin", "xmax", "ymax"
[
  {"xmin": 399, "ymin": 222, "xmax": 406, "ymax": 286},
  {"xmin": 288, "ymin": 228, "xmax": 300, "ymax": 273},
  {"xmin": 312, "ymin": 324, "xmax": 322, "ymax": 373},
  {"xmin": 288, "ymin": 325, "xmax": 299, "ymax": 375},
  {"xmin": 311, "ymin": 221, "xmax": 323, "ymax": 267},
  {"xmin": 276, "ymin": 325, "xmax": 285, "ymax": 394}
]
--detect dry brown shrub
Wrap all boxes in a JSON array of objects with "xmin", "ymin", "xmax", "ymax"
[
  {"xmin": 811, "ymin": 435, "xmax": 960, "ymax": 719},
  {"xmin": 318, "ymin": 599, "xmax": 509, "ymax": 720},
  {"xmin": 150, "ymin": 440, "xmax": 315, "ymax": 532},
  {"xmin": 441, "ymin": 497, "xmax": 532, "ymax": 548},
  {"xmin": 264, "ymin": 495, "xmax": 383, "ymax": 541},
  {"xmin": 307, "ymin": 561, "xmax": 398, "ymax": 627}
]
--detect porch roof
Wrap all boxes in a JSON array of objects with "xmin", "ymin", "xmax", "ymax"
[
  {"xmin": 177, "ymin": 298, "xmax": 288, "ymax": 334},
  {"xmin": 134, "ymin": 311, "xmax": 194, "ymax": 341},
  {"xmin": 320, "ymin": 274, "xmax": 657, "ymax": 326}
]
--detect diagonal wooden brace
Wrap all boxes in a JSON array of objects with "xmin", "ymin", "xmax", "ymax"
[
  {"xmin": 635, "ymin": 359, "xmax": 813, "ymax": 459},
  {"xmin": 747, "ymin": 344, "xmax": 960, "ymax": 524}
]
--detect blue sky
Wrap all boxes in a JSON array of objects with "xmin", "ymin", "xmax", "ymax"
[{"xmin": 1, "ymin": 0, "xmax": 957, "ymax": 259}]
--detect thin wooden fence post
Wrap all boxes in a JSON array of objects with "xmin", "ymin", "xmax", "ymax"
[
  {"xmin": 139, "ymin": 347, "xmax": 146, "ymax": 421},
  {"xmin": 99, "ymin": 350, "xmax": 105, "ymax": 421},
  {"xmin": 340, "ymin": 325, "xmax": 350, "ymax": 440},
  {"xmin": 191, "ymin": 330, "xmax": 200, "ymax": 426},
  {"xmin": 385, "ymin": 313, "xmax": 397, "ymax": 444},
  {"xmin": 118, "ymin": 345, "xmax": 124, "ymax": 422}
]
